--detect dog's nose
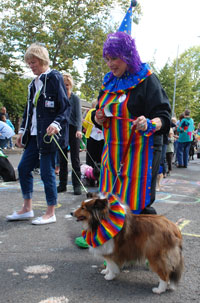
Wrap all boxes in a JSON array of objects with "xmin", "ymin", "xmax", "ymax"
[{"xmin": 70, "ymin": 212, "xmax": 74, "ymax": 217}]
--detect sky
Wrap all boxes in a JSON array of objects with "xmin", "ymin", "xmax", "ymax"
[{"xmin": 131, "ymin": 0, "xmax": 200, "ymax": 69}]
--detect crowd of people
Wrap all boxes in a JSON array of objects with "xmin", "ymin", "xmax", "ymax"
[{"xmin": 158, "ymin": 109, "xmax": 198, "ymax": 182}]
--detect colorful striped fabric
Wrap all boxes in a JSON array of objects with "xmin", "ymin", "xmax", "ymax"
[
  {"xmin": 99, "ymin": 126, "xmax": 154, "ymax": 212},
  {"xmin": 82, "ymin": 194, "xmax": 125, "ymax": 247},
  {"xmin": 97, "ymin": 65, "xmax": 155, "ymax": 214}
]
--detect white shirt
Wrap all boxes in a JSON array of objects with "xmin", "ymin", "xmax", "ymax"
[
  {"xmin": 30, "ymin": 68, "xmax": 51, "ymax": 135},
  {"xmin": 0, "ymin": 121, "xmax": 15, "ymax": 139}
]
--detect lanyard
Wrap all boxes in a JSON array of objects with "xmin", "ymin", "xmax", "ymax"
[{"xmin": 34, "ymin": 90, "xmax": 41, "ymax": 107}]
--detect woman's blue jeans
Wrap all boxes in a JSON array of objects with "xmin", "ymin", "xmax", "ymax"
[
  {"xmin": 18, "ymin": 136, "xmax": 57, "ymax": 206},
  {"xmin": 177, "ymin": 141, "xmax": 191, "ymax": 167}
]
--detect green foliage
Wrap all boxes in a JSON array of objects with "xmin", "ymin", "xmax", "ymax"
[
  {"xmin": 158, "ymin": 46, "xmax": 200, "ymax": 124},
  {"xmin": 80, "ymin": 27, "xmax": 109, "ymax": 101},
  {"xmin": 0, "ymin": 0, "xmax": 140, "ymax": 125},
  {"xmin": 0, "ymin": 0, "xmax": 127, "ymax": 73},
  {"xmin": 0, "ymin": 74, "xmax": 30, "ymax": 130}
]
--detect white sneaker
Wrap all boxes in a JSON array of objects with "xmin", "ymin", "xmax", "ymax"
[
  {"xmin": 6, "ymin": 210, "xmax": 34, "ymax": 221},
  {"xmin": 32, "ymin": 215, "xmax": 56, "ymax": 225}
]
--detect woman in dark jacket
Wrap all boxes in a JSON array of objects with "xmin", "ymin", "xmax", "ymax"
[
  {"xmin": 57, "ymin": 73, "xmax": 82, "ymax": 195},
  {"xmin": 6, "ymin": 43, "xmax": 70, "ymax": 225}
]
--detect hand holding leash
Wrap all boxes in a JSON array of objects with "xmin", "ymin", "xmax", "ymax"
[
  {"xmin": 133, "ymin": 115, "xmax": 147, "ymax": 131},
  {"xmin": 95, "ymin": 109, "xmax": 107, "ymax": 125},
  {"xmin": 46, "ymin": 125, "xmax": 59, "ymax": 136}
]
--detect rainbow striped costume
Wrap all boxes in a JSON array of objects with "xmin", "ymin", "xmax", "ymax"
[
  {"xmin": 98, "ymin": 64, "xmax": 156, "ymax": 214},
  {"xmin": 82, "ymin": 194, "xmax": 125, "ymax": 247}
]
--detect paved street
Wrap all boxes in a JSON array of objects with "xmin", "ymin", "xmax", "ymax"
[{"xmin": 0, "ymin": 150, "xmax": 200, "ymax": 303}]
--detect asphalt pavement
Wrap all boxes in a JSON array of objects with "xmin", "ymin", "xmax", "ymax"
[{"xmin": 0, "ymin": 149, "xmax": 200, "ymax": 303}]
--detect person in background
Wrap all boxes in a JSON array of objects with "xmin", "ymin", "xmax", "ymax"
[
  {"xmin": 0, "ymin": 106, "xmax": 9, "ymax": 119},
  {"xmin": 171, "ymin": 117, "xmax": 178, "ymax": 165},
  {"xmin": 159, "ymin": 133, "xmax": 168, "ymax": 178},
  {"xmin": 196, "ymin": 122, "xmax": 200, "ymax": 159},
  {"xmin": 57, "ymin": 73, "xmax": 82, "ymax": 195},
  {"xmin": 189, "ymin": 134, "xmax": 197, "ymax": 161},
  {"xmin": 6, "ymin": 43, "xmax": 70, "ymax": 225},
  {"xmin": 83, "ymin": 100, "xmax": 104, "ymax": 169},
  {"xmin": 176, "ymin": 109, "xmax": 194, "ymax": 168},
  {"xmin": 196, "ymin": 122, "xmax": 200, "ymax": 135},
  {"xmin": 166, "ymin": 124, "xmax": 174, "ymax": 176},
  {"xmin": 0, "ymin": 113, "xmax": 15, "ymax": 149},
  {"xmin": 0, "ymin": 117, "xmax": 15, "ymax": 149},
  {"xmin": 174, "ymin": 113, "xmax": 184, "ymax": 165},
  {"xmin": 176, "ymin": 113, "xmax": 184, "ymax": 127}
]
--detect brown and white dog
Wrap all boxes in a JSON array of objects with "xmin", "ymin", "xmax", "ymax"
[{"xmin": 72, "ymin": 194, "xmax": 184, "ymax": 294}]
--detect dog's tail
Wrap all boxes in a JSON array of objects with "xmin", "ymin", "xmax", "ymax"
[{"xmin": 169, "ymin": 247, "xmax": 184, "ymax": 284}]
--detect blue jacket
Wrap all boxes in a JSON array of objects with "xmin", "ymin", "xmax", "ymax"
[
  {"xmin": 177, "ymin": 117, "xmax": 194, "ymax": 142},
  {"xmin": 20, "ymin": 69, "xmax": 70, "ymax": 153}
]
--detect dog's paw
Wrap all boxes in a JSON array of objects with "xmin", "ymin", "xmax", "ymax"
[
  {"xmin": 101, "ymin": 268, "xmax": 108, "ymax": 275},
  {"xmin": 152, "ymin": 279, "xmax": 167, "ymax": 294},
  {"xmin": 168, "ymin": 282, "xmax": 176, "ymax": 291},
  {"xmin": 152, "ymin": 287, "xmax": 165, "ymax": 294},
  {"xmin": 104, "ymin": 272, "xmax": 116, "ymax": 280}
]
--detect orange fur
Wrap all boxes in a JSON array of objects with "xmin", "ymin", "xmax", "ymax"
[{"xmin": 72, "ymin": 195, "xmax": 184, "ymax": 294}]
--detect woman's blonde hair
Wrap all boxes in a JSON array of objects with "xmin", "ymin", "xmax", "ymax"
[
  {"xmin": 24, "ymin": 43, "xmax": 50, "ymax": 66},
  {"xmin": 63, "ymin": 73, "xmax": 74, "ymax": 88}
]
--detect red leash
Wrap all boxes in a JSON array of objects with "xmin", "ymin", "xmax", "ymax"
[
  {"xmin": 111, "ymin": 124, "xmax": 136, "ymax": 192},
  {"xmin": 121, "ymin": 124, "xmax": 136, "ymax": 166}
]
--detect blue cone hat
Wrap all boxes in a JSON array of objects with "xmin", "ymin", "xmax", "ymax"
[{"xmin": 118, "ymin": 0, "xmax": 137, "ymax": 35}]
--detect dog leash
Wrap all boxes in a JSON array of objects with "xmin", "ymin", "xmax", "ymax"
[
  {"xmin": 80, "ymin": 138, "xmax": 101, "ymax": 172},
  {"xmin": 43, "ymin": 133, "xmax": 88, "ymax": 194},
  {"xmin": 111, "ymin": 124, "xmax": 136, "ymax": 192}
]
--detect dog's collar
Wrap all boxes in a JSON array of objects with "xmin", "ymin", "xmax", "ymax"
[{"xmin": 82, "ymin": 194, "xmax": 125, "ymax": 248}]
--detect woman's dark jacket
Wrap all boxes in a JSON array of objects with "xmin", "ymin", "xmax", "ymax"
[{"xmin": 20, "ymin": 70, "xmax": 70, "ymax": 153}]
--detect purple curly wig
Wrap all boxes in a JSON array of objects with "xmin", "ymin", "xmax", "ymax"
[{"xmin": 103, "ymin": 32, "xmax": 142, "ymax": 74}]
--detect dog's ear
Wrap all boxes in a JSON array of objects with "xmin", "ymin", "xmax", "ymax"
[
  {"xmin": 86, "ymin": 192, "xmax": 93, "ymax": 198},
  {"xmin": 86, "ymin": 192, "xmax": 97, "ymax": 198},
  {"xmin": 86, "ymin": 192, "xmax": 99, "ymax": 198},
  {"xmin": 94, "ymin": 198, "xmax": 108, "ymax": 210}
]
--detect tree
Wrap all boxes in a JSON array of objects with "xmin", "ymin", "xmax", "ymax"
[
  {"xmin": 0, "ymin": 0, "xmax": 142, "ymax": 94},
  {"xmin": 0, "ymin": 74, "xmax": 30, "ymax": 131},
  {"xmin": 0, "ymin": 0, "xmax": 136, "ymax": 72},
  {"xmin": 0, "ymin": 0, "xmax": 142, "ymax": 123},
  {"xmin": 158, "ymin": 46, "xmax": 200, "ymax": 123},
  {"xmin": 79, "ymin": 26, "xmax": 109, "ymax": 101}
]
